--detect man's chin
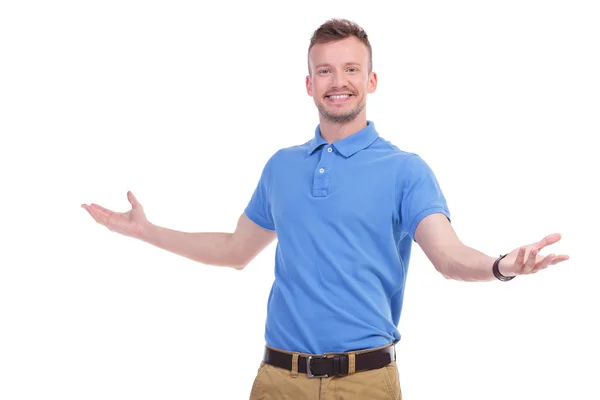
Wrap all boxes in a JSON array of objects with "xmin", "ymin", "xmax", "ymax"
[
  {"xmin": 317, "ymin": 105, "xmax": 362, "ymax": 124},
  {"xmin": 321, "ymin": 112, "xmax": 358, "ymax": 124}
]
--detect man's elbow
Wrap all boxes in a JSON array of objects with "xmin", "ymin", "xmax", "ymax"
[
  {"xmin": 434, "ymin": 261, "xmax": 455, "ymax": 280},
  {"xmin": 431, "ymin": 250, "xmax": 468, "ymax": 281},
  {"xmin": 232, "ymin": 259, "xmax": 249, "ymax": 270},
  {"xmin": 229, "ymin": 251, "xmax": 255, "ymax": 270},
  {"xmin": 193, "ymin": 245, "xmax": 250, "ymax": 270}
]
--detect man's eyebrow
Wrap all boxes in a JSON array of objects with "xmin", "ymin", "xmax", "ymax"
[{"xmin": 314, "ymin": 62, "xmax": 362, "ymax": 69}]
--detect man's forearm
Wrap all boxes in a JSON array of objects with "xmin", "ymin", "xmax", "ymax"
[
  {"xmin": 138, "ymin": 223, "xmax": 240, "ymax": 268},
  {"xmin": 438, "ymin": 245, "xmax": 500, "ymax": 282}
]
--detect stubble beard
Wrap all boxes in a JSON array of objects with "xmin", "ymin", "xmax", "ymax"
[{"xmin": 316, "ymin": 96, "xmax": 365, "ymax": 124}]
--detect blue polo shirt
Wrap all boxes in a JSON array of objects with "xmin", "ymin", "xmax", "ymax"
[{"xmin": 244, "ymin": 120, "xmax": 451, "ymax": 355}]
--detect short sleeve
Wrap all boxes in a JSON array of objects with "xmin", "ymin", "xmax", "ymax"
[
  {"xmin": 244, "ymin": 157, "xmax": 276, "ymax": 231},
  {"xmin": 398, "ymin": 154, "xmax": 451, "ymax": 240}
]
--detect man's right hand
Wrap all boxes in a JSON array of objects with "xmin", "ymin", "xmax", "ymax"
[
  {"xmin": 81, "ymin": 190, "xmax": 148, "ymax": 239},
  {"xmin": 81, "ymin": 190, "xmax": 276, "ymax": 269}
]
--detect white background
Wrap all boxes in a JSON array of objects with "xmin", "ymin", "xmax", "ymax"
[{"xmin": 1, "ymin": 0, "xmax": 598, "ymax": 399}]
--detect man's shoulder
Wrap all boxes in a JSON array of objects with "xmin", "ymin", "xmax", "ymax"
[
  {"xmin": 279, "ymin": 139, "xmax": 313, "ymax": 154},
  {"xmin": 373, "ymin": 136, "xmax": 419, "ymax": 162},
  {"xmin": 266, "ymin": 140, "xmax": 313, "ymax": 162},
  {"xmin": 371, "ymin": 136, "xmax": 440, "ymax": 180}
]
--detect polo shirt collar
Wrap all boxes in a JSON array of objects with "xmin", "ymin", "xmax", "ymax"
[{"xmin": 308, "ymin": 120, "xmax": 379, "ymax": 157}]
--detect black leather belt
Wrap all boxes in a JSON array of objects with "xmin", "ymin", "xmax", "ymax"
[{"xmin": 262, "ymin": 345, "xmax": 395, "ymax": 378}]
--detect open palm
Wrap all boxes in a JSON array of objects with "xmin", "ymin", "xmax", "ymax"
[
  {"xmin": 500, "ymin": 233, "xmax": 570, "ymax": 276},
  {"xmin": 82, "ymin": 191, "xmax": 148, "ymax": 238}
]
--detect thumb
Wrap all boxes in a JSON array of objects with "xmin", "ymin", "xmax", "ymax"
[{"xmin": 127, "ymin": 190, "xmax": 141, "ymax": 208}]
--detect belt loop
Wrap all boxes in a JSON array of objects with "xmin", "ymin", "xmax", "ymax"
[
  {"xmin": 290, "ymin": 353, "xmax": 299, "ymax": 378},
  {"xmin": 347, "ymin": 352, "xmax": 356, "ymax": 375}
]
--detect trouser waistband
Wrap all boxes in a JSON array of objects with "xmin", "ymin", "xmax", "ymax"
[{"xmin": 262, "ymin": 344, "xmax": 396, "ymax": 378}]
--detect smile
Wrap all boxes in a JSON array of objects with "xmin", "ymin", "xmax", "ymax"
[
  {"xmin": 325, "ymin": 94, "xmax": 354, "ymax": 104},
  {"xmin": 327, "ymin": 94, "xmax": 352, "ymax": 99}
]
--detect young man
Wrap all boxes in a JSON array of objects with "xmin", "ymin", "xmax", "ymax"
[{"xmin": 82, "ymin": 18, "xmax": 569, "ymax": 400}]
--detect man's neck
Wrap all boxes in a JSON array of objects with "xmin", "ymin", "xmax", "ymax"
[{"xmin": 318, "ymin": 117, "xmax": 368, "ymax": 143}]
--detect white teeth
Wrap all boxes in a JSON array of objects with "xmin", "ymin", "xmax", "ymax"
[{"xmin": 329, "ymin": 94, "xmax": 350, "ymax": 99}]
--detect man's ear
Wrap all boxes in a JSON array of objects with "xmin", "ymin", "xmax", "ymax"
[
  {"xmin": 306, "ymin": 75, "xmax": 313, "ymax": 96},
  {"xmin": 367, "ymin": 71, "xmax": 378, "ymax": 94}
]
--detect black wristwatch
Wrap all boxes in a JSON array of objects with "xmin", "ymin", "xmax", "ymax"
[{"xmin": 493, "ymin": 253, "xmax": 515, "ymax": 281}]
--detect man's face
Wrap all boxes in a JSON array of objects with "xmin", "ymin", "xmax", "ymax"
[{"xmin": 306, "ymin": 36, "xmax": 377, "ymax": 124}]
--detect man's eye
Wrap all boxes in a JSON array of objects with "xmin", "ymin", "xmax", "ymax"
[
  {"xmin": 319, "ymin": 69, "xmax": 329, "ymax": 74},
  {"xmin": 347, "ymin": 67, "xmax": 357, "ymax": 72}
]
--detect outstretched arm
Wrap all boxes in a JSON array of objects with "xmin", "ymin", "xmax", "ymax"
[
  {"xmin": 141, "ymin": 211, "xmax": 276, "ymax": 269},
  {"xmin": 82, "ymin": 191, "xmax": 276, "ymax": 270},
  {"xmin": 414, "ymin": 213, "xmax": 569, "ymax": 282}
]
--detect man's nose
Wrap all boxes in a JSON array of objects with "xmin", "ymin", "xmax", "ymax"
[{"xmin": 331, "ymin": 70, "xmax": 348, "ymax": 88}]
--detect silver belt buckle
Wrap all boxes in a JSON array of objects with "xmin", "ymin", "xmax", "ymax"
[{"xmin": 306, "ymin": 355, "xmax": 328, "ymax": 378}]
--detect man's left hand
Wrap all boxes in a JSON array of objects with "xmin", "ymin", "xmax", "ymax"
[{"xmin": 498, "ymin": 233, "xmax": 570, "ymax": 277}]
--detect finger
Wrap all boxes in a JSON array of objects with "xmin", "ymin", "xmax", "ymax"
[
  {"xmin": 515, "ymin": 246, "xmax": 526, "ymax": 266},
  {"xmin": 535, "ymin": 233, "xmax": 562, "ymax": 251},
  {"xmin": 82, "ymin": 204, "xmax": 96, "ymax": 217},
  {"xmin": 128, "ymin": 191, "xmax": 141, "ymax": 208},
  {"xmin": 82, "ymin": 204, "xmax": 94, "ymax": 219},
  {"xmin": 83, "ymin": 204, "xmax": 108, "ymax": 225},
  {"xmin": 550, "ymin": 255, "xmax": 570, "ymax": 264},
  {"xmin": 513, "ymin": 247, "xmax": 526, "ymax": 273},
  {"xmin": 522, "ymin": 248, "xmax": 538, "ymax": 274},
  {"xmin": 92, "ymin": 204, "xmax": 117, "ymax": 225},
  {"xmin": 532, "ymin": 253, "xmax": 555, "ymax": 273},
  {"xmin": 89, "ymin": 203, "xmax": 112, "ymax": 217}
]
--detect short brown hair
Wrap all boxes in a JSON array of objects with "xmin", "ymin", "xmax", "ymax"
[{"xmin": 308, "ymin": 18, "xmax": 372, "ymax": 74}]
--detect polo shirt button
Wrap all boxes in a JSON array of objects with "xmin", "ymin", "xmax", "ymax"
[
  {"xmin": 319, "ymin": 168, "xmax": 325, "ymax": 173},
  {"xmin": 327, "ymin": 147, "xmax": 332, "ymax": 152}
]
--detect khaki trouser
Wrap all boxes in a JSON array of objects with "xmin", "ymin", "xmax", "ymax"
[{"xmin": 249, "ymin": 343, "xmax": 401, "ymax": 399}]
